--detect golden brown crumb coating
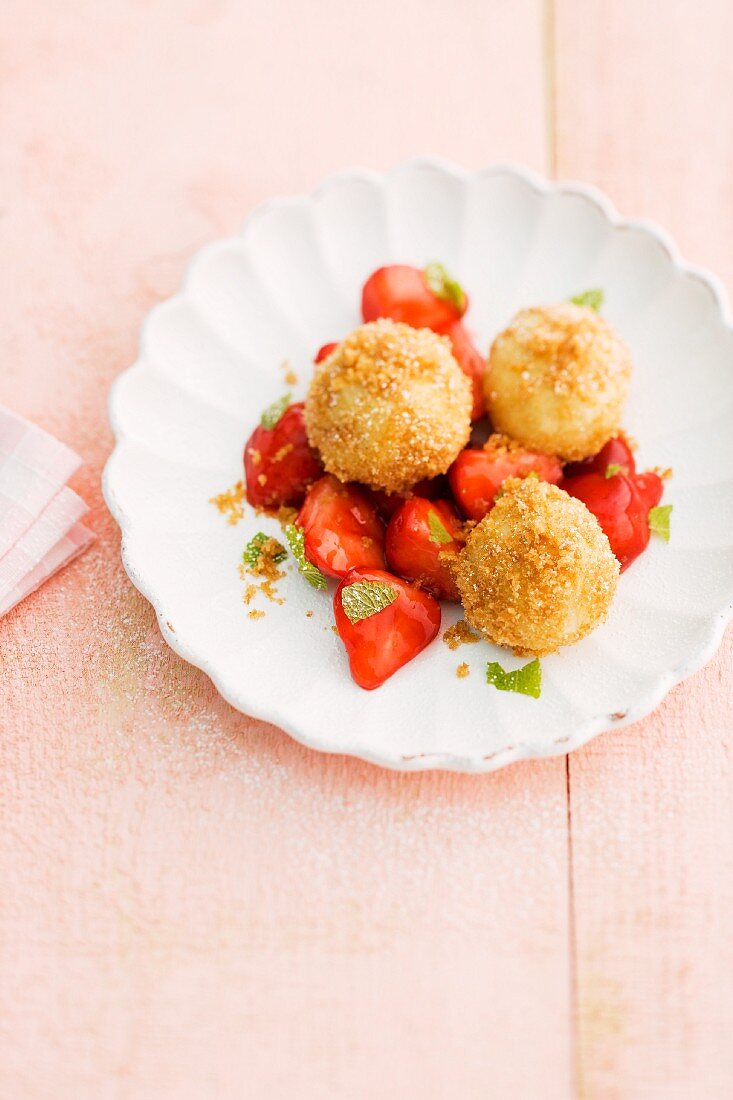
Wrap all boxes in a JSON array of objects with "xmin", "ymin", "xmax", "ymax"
[
  {"xmin": 485, "ymin": 303, "xmax": 631, "ymax": 461},
  {"xmin": 305, "ymin": 319, "xmax": 472, "ymax": 493},
  {"xmin": 455, "ymin": 478, "xmax": 619, "ymax": 656}
]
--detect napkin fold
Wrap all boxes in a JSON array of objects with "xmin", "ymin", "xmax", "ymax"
[
  {"xmin": 0, "ymin": 407, "xmax": 81, "ymax": 558},
  {"xmin": 0, "ymin": 407, "xmax": 93, "ymax": 618},
  {"xmin": 0, "ymin": 522, "xmax": 94, "ymax": 617}
]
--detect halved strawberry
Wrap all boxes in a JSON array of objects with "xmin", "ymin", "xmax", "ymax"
[
  {"xmin": 361, "ymin": 263, "xmax": 467, "ymax": 329},
  {"xmin": 334, "ymin": 567, "xmax": 441, "ymax": 690},
  {"xmin": 244, "ymin": 401, "xmax": 323, "ymax": 510},
  {"xmin": 564, "ymin": 434, "xmax": 636, "ymax": 479},
  {"xmin": 314, "ymin": 341, "xmax": 338, "ymax": 364},
  {"xmin": 562, "ymin": 468, "xmax": 664, "ymax": 571},
  {"xmin": 297, "ymin": 474, "xmax": 386, "ymax": 578},
  {"xmin": 449, "ymin": 435, "xmax": 563, "ymax": 521},
  {"xmin": 438, "ymin": 320, "xmax": 486, "ymax": 420},
  {"xmin": 386, "ymin": 498, "xmax": 463, "ymax": 600}
]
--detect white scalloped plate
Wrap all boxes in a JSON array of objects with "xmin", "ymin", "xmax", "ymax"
[{"xmin": 104, "ymin": 160, "xmax": 733, "ymax": 772}]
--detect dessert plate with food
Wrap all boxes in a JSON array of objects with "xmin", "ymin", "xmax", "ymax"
[{"xmin": 104, "ymin": 160, "xmax": 733, "ymax": 771}]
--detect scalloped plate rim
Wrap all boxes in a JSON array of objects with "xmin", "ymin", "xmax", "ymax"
[{"xmin": 103, "ymin": 157, "xmax": 733, "ymax": 773}]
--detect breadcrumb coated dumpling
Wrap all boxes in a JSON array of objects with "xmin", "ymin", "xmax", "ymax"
[
  {"xmin": 455, "ymin": 477, "xmax": 619, "ymax": 656},
  {"xmin": 305, "ymin": 319, "xmax": 472, "ymax": 494},
  {"xmin": 485, "ymin": 303, "xmax": 631, "ymax": 462}
]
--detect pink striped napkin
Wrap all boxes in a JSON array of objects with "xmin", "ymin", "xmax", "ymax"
[
  {"xmin": 0, "ymin": 408, "xmax": 93, "ymax": 617},
  {"xmin": 0, "ymin": 522, "xmax": 94, "ymax": 616},
  {"xmin": 0, "ymin": 408, "xmax": 81, "ymax": 558}
]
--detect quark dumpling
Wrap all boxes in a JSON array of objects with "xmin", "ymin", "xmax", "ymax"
[
  {"xmin": 305, "ymin": 319, "xmax": 472, "ymax": 494},
  {"xmin": 455, "ymin": 477, "xmax": 619, "ymax": 656},
  {"xmin": 485, "ymin": 303, "xmax": 631, "ymax": 462}
]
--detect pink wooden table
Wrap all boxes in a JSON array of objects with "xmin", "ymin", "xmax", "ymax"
[{"xmin": 2, "ymin": 3, "xmax": 732, "ymax": 1096}]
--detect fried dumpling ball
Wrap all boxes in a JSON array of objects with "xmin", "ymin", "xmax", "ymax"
[
  {"xmin": 485, "ymin": 303, "xmax": 631, "ymax": 462},
  {"xmin": 305, "ymin": 319, "xmax": 472, "ymax": 494},
  {"xmin": 454, "ymin": 477, "xmax": 619, "ymax": 656}
]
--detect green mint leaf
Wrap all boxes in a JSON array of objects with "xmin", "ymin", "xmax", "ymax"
[
  {"xmin": 284, "ymin": 524, "xmax": 328, "ymax": 590},
  {"xmin": 427, "ymin": 510, "xmax": 453, "ymax": 545},
  {"xmin": 424, "ymin": 262, "xmax": 467, "ymax": 313},
  {"xmin": 605, "ymin": 463, "xmax": 623, "ymax": 479},
  {"xmin": 243, "ymin": 531, "xmax": 287, "ymax": 567},
  {"xmin": 340, "ymin": 579, "xmax": 398, "ymax": 624},
  {"xmin": 486, "ymin": 657, "xmax": 542, "ymax": 699},
  {"xmin": 570, "ymin": 288, "xmax": 604, "ymax": 311},
  {"xmin": 648, "ymin": 504, "xmax": 672, "ymax": 542},
  {"xmin": 260, "ymin": 393, "xmax": 291, "ymax": 430}
]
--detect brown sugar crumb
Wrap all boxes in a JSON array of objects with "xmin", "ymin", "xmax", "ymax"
[
  {"xmin": 245, "ymin": 536, "xmax": 287, "ymax": 580},
  {"xmin": 240, "ymin": 571, "xmax": 285, "ymax": 608},
  {"xmin": 248, "ymin": 608, "xmax": 265, "ymax": 620},
  {"xmin": 483, "ymin": 432, "xmax": 530, "ymax": 458},
  {"xmin": 257, "ymin": 473, "xmax": 267, "ymax": 487},
  {"xmin": 272, "ymin": 442, "xmax": 294, "ymax": 464},
  {"xmin": 242, "ymin": 582, "xmax": 259, "ymax": 606},
  {"xmin": 239, "ymin": 535, "xmax": 287, "ymax": 610},
  {"xmin": 456, "ymin": 662, "xmax": 470, "ymax": 679},
  {"xmin": 210, "ymin": 481, "xmax": 245, "ymax": 525},
  {"xmin": 247, "ymin": 447, "xmax": 262, "ymax": 467},
  {"xmin": 281, "ymin": 360, "xmax": 298, "ymax": 385},
  {"xmin": 306, "ymin": 610, "xmax": 314, "ymax": 618},
  {"xmin": 652, "ymin": 465, "xmax": 673, "ymax": 481},
  {"xmin": 274, "ymin": 504, "xmax": 299, "ymax": 526},
  {"xmin": 443, "ymin": 619, "xmax": 481, "ymax": 651},
  {"xmin": 331, "ymin": 624, "xmax": 339, "ymax": 634},
  {"xmin": 239, "ymin": 553, "xmax": 284, "ymax": 586},
  {"xmin": 258, "ymin": 578, "xmax": 284, "ymax": 604}
]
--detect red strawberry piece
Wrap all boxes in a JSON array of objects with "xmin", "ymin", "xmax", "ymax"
[
  {"xmin": 564, "ymin": 434, "xmax": 637, "ymax": 479},
  {"xmin": 361, "ymin": 264, "xmax": 467, "ymax": 328},
  {"xmin": 633, "ymin": 471, "xmax": 664, "ymax": 511},
  {"xmin": 449, "ymin": 436, "xmax": 563, "ymax": 521},
  {"xmin": 244, "ymin": 401, "xmax": 322, "ymax": 510},
  {"xmin": 386, "ymin": 498, "xmax": 463, "ymax": 600},
  {"xmin": 334, "ymin": 567, "xmax": 441, "ymax": 690},
  {"xmin": 562, "ymin": 470, "xmax": 658, "ymax": 571},
  {"xmin": 297, "ymin": 474, "xmax": 386, "ymax": 578},
  {"xmin": 314, "ymin": 341, "xmax": 338, "ymax": 364},
  {"xmin": 438, "ymin": 320, "xmax": 486, "ymax": 420}
]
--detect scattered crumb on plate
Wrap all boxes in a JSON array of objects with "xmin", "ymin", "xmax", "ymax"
[
  {"xmin": 210, "ymin": 481, "xmax": 245, "ymax": 524},
  {"xmin": 281, "ymin": 360, "xmax": 298, "ymax": 385},
  {"xmin": 443, "ymin": 619, "xmax": 481, "ymax": 650},
  {"xmin": 240, "ymin": 535, "xmax": 287, "ymax": 609}
]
